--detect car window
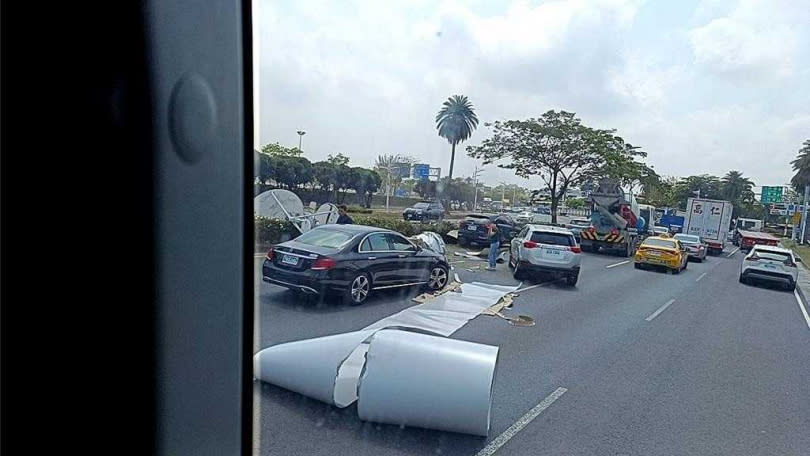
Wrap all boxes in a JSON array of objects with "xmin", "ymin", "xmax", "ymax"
[
  {"xmin": 530, "ymin": 231, "xmax": 574, "ymax": 246},
  {"xmin": 674, "ymin": 234, "xmax": 700, "ymax": 243},
  {"xmin": 360, "ymin": 233, "xmax": 391, "ymax": 252},
  {"xmin": 414, "ymin": 202, "xmax": 429, "ymax": 209},
  {"xmin": 294, "ymin": 228, "xmax": 355, "ymax": 249},
  {"xmin": 642, "ymin": 238, "xmax": 677, "ymax": 249},
  {"xmin": 753, "ymin": 250, "xmax": 792, "ymax": 263},
  {"xmin": 387, "ymin": 234, "xmax": 416, "ymax": 251},
  {"xmin": 517, "ymin": 226, "xmax": 529, "ymax": 238}
]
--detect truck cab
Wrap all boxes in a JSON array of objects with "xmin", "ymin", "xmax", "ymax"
[{"xmin": 732, "ymin": 218, "xmax": 763, "ymax": 246}]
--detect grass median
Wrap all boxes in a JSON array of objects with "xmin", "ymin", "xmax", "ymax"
[{"xmin": 779, "ymin": 238, "xmax": 810, "ymax": 263}]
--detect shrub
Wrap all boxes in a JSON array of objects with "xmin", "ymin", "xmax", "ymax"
[
  {"xmin": 255, "ymin": 216, "xmax": 298, "ymax": 245},
  {"xmin": 347, "ymin": 205, "xmax": 373, "ymax": 214}
]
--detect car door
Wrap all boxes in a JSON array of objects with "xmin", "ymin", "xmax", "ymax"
[
  {"xmin": 358, "ymin": 232, "xmax": 400, "ymax": 286},
  {"xmin": 496, "ymin": 215, "xmax": 517, "ymax": 243},
  {"xmin": 386, "ymin": 233, "xmax": 427, "ymax": 283},
  {"xmin": 511, "ymin": 226, "xmax": 529, "ymax": 260}
]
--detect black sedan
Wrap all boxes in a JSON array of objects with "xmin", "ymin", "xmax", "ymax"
[
  {"xmin": 262, "ymin": 224, "xmax": 450, "ymax": 305},
  {"xmin": 402, "ymin": 201, "xmax": 445, "ymax": 221},
  {"xmin": 457, "ymin": 213, "xmax": 519, "ymax": 247}
]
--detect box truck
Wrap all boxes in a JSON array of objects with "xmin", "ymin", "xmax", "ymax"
[{"xmin": 683, "ymin": 198, "xmax": 733, "ymax": 255}]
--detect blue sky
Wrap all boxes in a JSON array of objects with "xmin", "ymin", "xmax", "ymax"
[{"xmin": 254, "ymin": 0, "xmax": 810, "ymax": 190}]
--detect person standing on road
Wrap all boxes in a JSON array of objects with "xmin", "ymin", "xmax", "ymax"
[
  {"xmin": 336, "ymin": 204, "xmax": 354, "ymax": 225},
  {"xmin": 486, "ymin": 221, "xmax": 500, "ymax": 270}
]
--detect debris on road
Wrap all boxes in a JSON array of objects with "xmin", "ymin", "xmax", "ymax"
[{"xmin": 253, "ymin": 281, "xmax": 519, "ymax": 436}]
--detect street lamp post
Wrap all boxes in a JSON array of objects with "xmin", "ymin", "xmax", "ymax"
[
  {"xmin": 472, "ymin": 165, "xmax": 485, "ymax": 211},
  {"xmin": 296, "ymin": 130, "xmax": 306, "ymax": 151}
]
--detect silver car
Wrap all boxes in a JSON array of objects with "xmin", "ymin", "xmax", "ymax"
[
  {"xmin": 673, "ymin": 233, "xmax": 707, "ymax": 262},
  {"xmin": 739, "ymin": 245, "xmax": 799, "ymax": 291},
  {"xmin": 508, "ymin": 224, "xmax": 582, "ymax": 286}
]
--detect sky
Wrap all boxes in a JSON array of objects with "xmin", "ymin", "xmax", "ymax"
[{"xmin": 253, "ymin": 0, "xmax": 810, "ymax": 192}]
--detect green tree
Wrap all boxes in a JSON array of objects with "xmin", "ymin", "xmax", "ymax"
[
  {"xmin": 327, "ymin": 153, "xmax": 350, "ymax": 166},
  {"xmin": 435, "ymin": 95, "xmax": 478, "ymax": 180},
  {"xmin": 375, "ymin": 154, "xmax": 415, "ymax": 200},
  {"xmin": 672, "ymin": 175, "xmax": 723, "ymax": 209},
  {"xmin": 350, "ymin": 168, "xmax": 382, "ymax": 208},
  {"xmin": 261, "ymin": 142, "xmax": 303, "ymax": 157},
  {"xmin": 790, "ymin": 139, "xmax": 810, "ymax": 191},
  {"xmin": 414, "ymin": 180, "xmax": 438, "ymax": 199},
  {"xmin": 721, "ymin": 171, "xmax": 755, "ymax": 202},
  {"xmin": 467, "ymin": 110, "xmax": 638, "ymax": 223}
]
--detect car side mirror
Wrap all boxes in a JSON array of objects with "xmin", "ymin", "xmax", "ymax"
[{"xmin": 795, "ymin": 257, "xmax": 802, "ymax": 263}]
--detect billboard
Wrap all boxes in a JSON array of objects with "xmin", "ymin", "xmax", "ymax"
[
  {"xmin": 392, "ymin": 163, "xmax": 411, "ymax": 178},
  {"xmin": 413, "ymin": 164, "xmax": 430, "ymax": 181}
]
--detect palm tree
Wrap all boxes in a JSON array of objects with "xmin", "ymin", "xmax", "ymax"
[
  {"xmin": 791, "ymin": 140, "xmax": 810, "ymax": 190},
  {"xmin": 721, "ymin": 170, "xmax": 754, "ymax": 201},
  {"xmin": 435, "ymin": 95, "xmax": 478, "ymax": 180}
]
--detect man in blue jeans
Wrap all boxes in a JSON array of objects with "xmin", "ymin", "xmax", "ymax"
[{"xmin": 486, "ymin": 221, "xmax": 500, "ymax": 271}]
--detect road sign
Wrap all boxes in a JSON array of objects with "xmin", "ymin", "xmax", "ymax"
[
  {"xmin": 413, "ymin": 164, "xmax": 430, "ymax": 181},
  {"xmin": 761, "ymin": 186, "xmax": 784, "ymax": 203}
]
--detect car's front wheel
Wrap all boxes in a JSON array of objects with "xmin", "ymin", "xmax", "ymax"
[
  {"xmin": 427, "ymin": 265, "xmax": 449, "ymax": 291},
  {"xmin": 345, "ymin": 273, "xmax": 371, "ymax": 306}
]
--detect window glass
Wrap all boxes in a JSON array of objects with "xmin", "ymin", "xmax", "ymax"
[
  {"xmin": 360, "ymin": 233, "xmax": 390, "ymax": 251},
  {"xmin": 294, "ymin": 228, "xmax": 355, "ymax": 249},
  {"xmin": 530, "ymin": 232, "xmax": 574, "ymax": 246},
  {"xmin": 643, "ymin": 238, "xmax": 677, "ymax": 249},
  {"xmin": 387, "ymin": 234, "xmax": 415, "ymax": 251}
]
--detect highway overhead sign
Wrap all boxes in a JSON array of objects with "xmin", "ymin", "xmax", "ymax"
[{"xmin": 761, "ymin": 186, "xmax": 784, "ymax": 203}]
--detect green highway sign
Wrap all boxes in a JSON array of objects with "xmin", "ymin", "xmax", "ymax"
[{"xmin": 761, "ymin": 186, "xmax": 784, "ymax": 204}]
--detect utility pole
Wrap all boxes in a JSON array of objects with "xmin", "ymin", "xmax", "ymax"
[{"xmin": 472, "ymin": 165, "xmax": 484, "ymax": 211}]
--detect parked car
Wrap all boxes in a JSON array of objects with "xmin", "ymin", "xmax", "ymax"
[
  {"xmin": 508, "ymin": 225, "xmax": 581, "ymax": 285},
  {"xmin": 634, "ymin": 236, "xmax": 689, "ymax": 273},
  {"xmin": 402, "ymin": 201, "xmax": 444, "ymax": 221},
  {"xmin": 533, "ymin": 206, "xmax": 551, "ymax": 214},
  {"xmin": 566, "ymin": 217, "xmax": 592, "ymax": 243},
  {"xmin": 739, "ymin": 245, "xmax": 799, "ymax": 291},
  {"xmin": 262, "ymin": 224, "xmax": 449, "ymax": 305},
  {"xmin": 673, "ymin": 233, "xmax": 707, "ymax": 262},
  {"xmin": 515, "ymin": 211, "xmax": 535, "ymax": 224},
  {"xmin": 457, "ymin": 213, "xmax": 519, "ymax": 247}
]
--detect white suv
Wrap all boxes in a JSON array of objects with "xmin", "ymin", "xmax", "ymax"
[
  {"xmin": 508, "ymin": 224, "xmax": 582, "ymax": 285},
  {"xmin": 739, "ymin": 245, "xmax": 799, "ymax": 291}
]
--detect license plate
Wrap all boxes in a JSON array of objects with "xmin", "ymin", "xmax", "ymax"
[
  {"xmin": 543, "ymin": 248, "xmax": 562, "ymax": 257},
  {"xmin": 648, "ymin": 251, "xmax": 661, "ymax": 256},
  {"xmin": 281, "ymin": 254, "xmax": 299, "ymax": 265},
  {"xmin": 763, "ymin": 263, "xmax": 777, "ymax": 269},
  {"xmin": 467, "ymin": 224, "xmax": 477, "ymax": 231}
]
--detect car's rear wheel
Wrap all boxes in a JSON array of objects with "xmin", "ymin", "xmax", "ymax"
[
  {"xmin": 634, "ymin": 262, "xmax": 642, "ymax": 269},
  {"xmin": 566, "ymin": 271, "xmax": 579, "ymax": 286},
  {"xmin": 345, "ymin": 273, "xmax": 371, "ymax": 306},
  {"xmin": 786, "ymin": 280, "xmax": 796, "ymax": 291},
  {"xmin": 672, "ymin": 266, "xmax": 681, "ymax": 275},
  {"xmin": 739, "ymin": 274, "xmax": 746, "ymax": 284},
  {"xmin": 458, "ymin": 237, "xmax": 468, "ymax": 247},
  {"xmin": 427, "ymin": 265, "xmax": 449, "ymax": 291}
]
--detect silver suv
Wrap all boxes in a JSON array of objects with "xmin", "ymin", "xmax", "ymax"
[
  {"xmin": 508, "ymin": 224, "xmax": 582, "ymax": 286},
  {"xmin": 739, "ymin": 245, "xmax": 799, "ymax": 291}
]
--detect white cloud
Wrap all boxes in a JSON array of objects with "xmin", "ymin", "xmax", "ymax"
[{"xmin": 688, "ymin": 0, "xmax": 805, "ymax": 82}]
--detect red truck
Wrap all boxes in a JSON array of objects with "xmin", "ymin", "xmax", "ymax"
[{"xmin": 736, "ymin": 229, "xmax": 779, "ymax": 252}]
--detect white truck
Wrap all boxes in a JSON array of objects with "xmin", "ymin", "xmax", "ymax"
[{"xmin": 683, "ymin": 198, "xmax": 733, "ymax": 255}]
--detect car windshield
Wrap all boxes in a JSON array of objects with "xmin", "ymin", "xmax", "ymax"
[
  {"xmin": 251, "ymin": 2, "xmax": 810, "ymax": 455},
  {"xmin": 530, "ymin": 232, "xmax": 574, "ymax": 246},
  {"xmin": 643, "ymin": 238, "xmax": 677, "ymax": 249},
  {"xmin": 293, "ymin": 228, "xmax": 355, "ymax": 249}
]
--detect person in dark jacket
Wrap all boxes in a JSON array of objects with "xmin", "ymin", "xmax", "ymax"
[
  {"xmin": 336, "ymin": 204, "xmax": 354, "ymax": 224},
  {"xmin": 486, "ymin": 221, "xmax": 500, "ymax": 270}
]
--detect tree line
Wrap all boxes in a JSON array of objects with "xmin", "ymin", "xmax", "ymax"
[{"xmin": 255, "ymin": 143, "xmax": 381, "ymax": 207}]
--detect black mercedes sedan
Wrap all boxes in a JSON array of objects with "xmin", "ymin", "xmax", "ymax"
[{"xmin": 262, "ymin": 224, "xmax": 450, "ymax": 305}]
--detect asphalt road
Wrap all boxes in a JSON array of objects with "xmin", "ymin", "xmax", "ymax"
[{"xmin": 253, "ymin": 246, "xmax": 810, "ymax": 456}]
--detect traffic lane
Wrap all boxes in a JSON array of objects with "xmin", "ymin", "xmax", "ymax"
[
  {"xmin": 499, "ymin": 249, "xmax": 810, "ymax": 455},
  {"xmin": 444, "ymin": 248, "xmax": 728, "ymax": 451},
  {"xmin": 253, "ymin": 250, "xmax": 724, "ymax": 456}
]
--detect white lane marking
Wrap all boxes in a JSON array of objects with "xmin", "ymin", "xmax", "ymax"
[
  {"xmin": 645, "ymin": 299, "xmax": 676, "ymax": 321},
  {"xmin": 695, "ymin": 272, "xmax": 707, "ymax": 282},
  {"xmin": 794, "ymin": 290, "xmax": 810, "ymax": 330},
  {"xmin": 475, "ymin": 387, "xmax": 568, "ymax": 456},
  {"xmin": 727, "ymin": 247, "xmax": 740, "ymax": 258},
  {"xmin": 606, "ymin": 260, "xmax": 630, "ymax": 269}
]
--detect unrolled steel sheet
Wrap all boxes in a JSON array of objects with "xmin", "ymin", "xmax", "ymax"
[{"xmin": 357, "ymin": 330, "xmax": 499, "ymax": 436}]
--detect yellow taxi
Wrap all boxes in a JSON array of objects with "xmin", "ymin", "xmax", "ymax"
[{"xmin": 634, "ymin": 236, "xmax": 688, "ymax": 274}]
